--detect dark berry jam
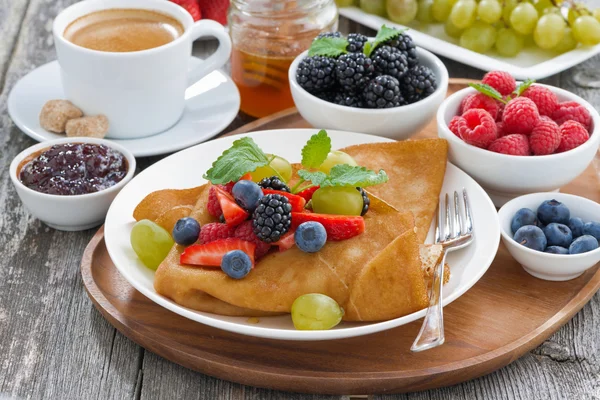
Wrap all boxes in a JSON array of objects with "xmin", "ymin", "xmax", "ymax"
[{"xmin": 19, "ymin": 143, "xmax": 128, "ymax": 195}]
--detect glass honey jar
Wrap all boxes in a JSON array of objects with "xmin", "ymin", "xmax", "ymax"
[{"xmin": 229, "ymin": 0, "xmax": 338, "ymax": 118}]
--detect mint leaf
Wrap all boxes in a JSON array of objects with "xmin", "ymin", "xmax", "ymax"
[
  {"xmin": 308, "ymin": 37, "xmax": 348, "ymax": 57},
  {"xmin": 297, "ymin": 170, "xmax": 328, "ymax": 186},
  {"xmin": 323, "ymin": 164, "xmax": 388, "ymax": 188},
  {"xmin": 363, "ymin": 41, "xmax": 373, "ymax": 57},
  {"xmin": 301, "ymin": 130, "xmax": 332, "ymax": 169},
  {"xmin": 365, "ymin": 25, "xmax": 406, "ymax": 56},
  {"xmin": 468, "ymin": 83, "xmax": 505, "ymax": 102},
  {"xmin": 203, "ymin": 137, "xmax": 270, "ymax": 184},
  {"xmin": 515, "ymin": 79, "xmax": 536, "ymax": 96}
]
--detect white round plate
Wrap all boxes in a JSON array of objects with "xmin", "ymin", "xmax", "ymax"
[
  {"xmin": 104, "ymin": 129, "xmax": 501, "ymax": 341},
  {"xmin": 7, "ymin": 57, "xmax": 240, "ymax": 157}
]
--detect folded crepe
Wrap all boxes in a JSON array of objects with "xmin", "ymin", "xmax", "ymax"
[{"xmin": 133, "ymin": 139, "xmax": 449, "ymax": 321}]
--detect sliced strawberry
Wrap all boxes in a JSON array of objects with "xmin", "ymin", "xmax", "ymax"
[
  {"xmin": 180, "ymin": 238, "xmax": 256, "ymax": 267},
  {"xmin": 296, "ymin": 186, "xmax": 320, "ymax": 202},
  {"xmin": 291, "ymin": 213, "xmax": 365, "ymax": 241},
  {"xmin": 197, "ymin": 0, "xmax": 229, "ymax": 24},
  {"xmin": 239, "ymin": 173, "xmax": 252, "ymax": 181},
  {"xmin": 262, "ymin": 189, "xmax": 306, "ymax": 212},
  {"xmin": 274, "ymin": 230, "xmax": 296, "ymax": 252},
  {"xmin": 215, "ymin": 186, "xmax": 249, "ymax": 226}
]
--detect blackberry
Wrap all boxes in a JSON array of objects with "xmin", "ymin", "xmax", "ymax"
[
  {"xmin": 335, "ymin": 52, "xmax": 375, "ymax": 91},
  {"xmin": 258, "ymin": 176, "xmax": 290, "ymax": 192},
  {"xmin": 385, "ymin": 33, "xmax": 418, "ymax": 67},
  {"xmin": 296, "ymin": 56, "xmax": 336, "ymax": 93},
  {"xmin": 315, "ymin": 90, "xmax": 338, "ymax": 103},
  {"xmin": 333, "ymin": 91, "xmax": 364, "ymax": 108},
  {"xmin": 363, "ymin": 75, "xmax": 405, "ymax": 108},
  {"xmin": 315, "ymin": 31, "xmax": 343, "ymax": 40},
  {"xmin": 401, "ymin": 65, "xmax": 437, "ymax": 104},
  {"xmin": 371, "ymin": 45, "xmax": 409, "ymax": 80},
  {"xmin": 357, "ymin": 187, "xmax": 370, "ymax": 216},
  {"xmin": 252, "ymin": 194, "xmax": 292, "ymax": 243},
  {"xmin": 347, "ymin": 33, "xmax": 368, "ymax": 53}
]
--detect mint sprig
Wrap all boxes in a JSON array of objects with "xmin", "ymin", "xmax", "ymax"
[
  {"xmin": 298, "ymin": 165, "xmax": 388, "ymax": 188},
  {"xmin": 515, "ymin": 79, "xmax": 535, "ymax": 96},
  {"xmin": 301, "ymin": 130, "xmax": 331, "ymax": 169},
  {"xmin": 364, "ymin": 25, "xmax": 406, "ymax": 57},
  {"xmin": 203, "ymin": 137, "xmax": 270, "ymax": 184},
  {"xmin": 308, "ymin": 37, "xmax": 348, "ymax": 57},
  {"xmin": 468, "ymin": 83, "xmax": 507, "ymax": 103}
]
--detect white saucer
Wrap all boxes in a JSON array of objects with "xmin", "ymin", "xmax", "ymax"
[{"xmin": 7, "ymin": 57, "xmax": 240, "ymax": 157}]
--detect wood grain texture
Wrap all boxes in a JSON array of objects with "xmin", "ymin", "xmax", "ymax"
[{"xmin": 0, "ymin": 4, "xmax": 599, "ymax": 399}]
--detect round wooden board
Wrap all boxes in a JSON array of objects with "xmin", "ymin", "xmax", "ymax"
[{"xmin": 81, "ymin": 79, "xmax": 600, "ymax": 395}]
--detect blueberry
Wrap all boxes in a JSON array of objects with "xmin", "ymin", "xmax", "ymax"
[
  {"xmin": 294, "ymin": 221, "xmax": 327, "ymax": 253},
  {"xmin": 543, "ymin": 223, "xmax": 573, "ymax": 248},
  {"xmin": 583, "ymin": 221, "xmax": 600, "ymax": 242},
  {"xmin": 569, "ymin": 235, "xmax": 599, "ymax": 254},
  {"xmin": 511, "ymin": 208, "xmax": 537, "ymax": 234},
  {"xmin": 221, "ymin": 250, "xmax": 252, "ymax": 279},
  {"xmin": 172, "ymin": 217, "xmax": 201, "ymax": 246},
  {"xmin": 568, "ymin": 217, "xmax": 585, "ymax": 238},
  {"xmin": 232, "ymin": 180, "xmax": 264, "ymax": 212},
  {"xmin": 514, "ymin": 225, "xmax": 547, "ymax": 251},
  {"xmin": 545, "ymin": 246, "xmax": 569, "ymax": 254},
  {"xmin": 537, "ymin": 199, "xmax": 570, "ymax": 226}
]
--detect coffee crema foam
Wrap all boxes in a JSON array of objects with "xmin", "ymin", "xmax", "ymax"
[{"xmin": 64, "ymin": 8, "xmax": 184, "ymax": 52}]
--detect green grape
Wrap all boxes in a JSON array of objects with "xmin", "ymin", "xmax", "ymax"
[
  {"xmin": 131, "ymin": 219, "xmax": 174, "ymax": 270},
  {"xmin": 495, "ymin": 27, "xmax": 524, "ymax": 56},
  {"xmin": 594, "ymin": 8, "xmax": 600, "ymax": 22},
  {"xmin": 543, "ymin": 7, "xmax": 561, "ymax": 15},
  {"xmin": 387, "ymin": 0, "xmax": 419, "ymax": 23},
  {"xmin": 460, "ymin": 21, "xmax": 497, "ymax": 53},
  {"xmin": 510, "ymin": 3, "xmax": 539, "ymax": 35},
  {"xmin": 417, "ymin": 0, "xmax": 435, "ymax": 23},
  {"xmin": 533, "ymin": 0, "xmax": 553, "ymax": 14},
  {"xmin": 318, "ymin": 150, "xmax": 358, "ymax": 174},
  {"xmin": 450, "ymin": 0, "xmax": 477, "ymax": 29},
  {"xmin": 251, "ymin": 154, "xmax": 293, "ymax": 183},
  {"xmin": 291, "ymin": 294, "xmax": 344, "ymax": 330},
  {"xmin": 360, "ymin": 0, "xmax": 387, "ymax": 16},
  {"xmin": 335, "ymin": 0, "xmax": 355, "ymax": 6},
  {"xmin": 432, "ymin": 0, "xmax": 452, "ymax": 22},
  {"xmin": 445, "ymin": 18, "xmax": 464, "ymax": 38},
  {"xmin": 477, "ymin": 0, "xmax": 502, "ymax": 24},
  {"xmin": 552, "ymin": 27, "xmax": 578, "ymax": 52},
  {"xmin": 572, "ymin": 15, "xmax": 600, "ymax": 45},
  {"xmin": 502, "ymin": 0, "xmax": 518, "ymax": 25},
  {"xmin": 534, "ymin": 14, "xmax": 566, "ymax": 49},
  {"xmin": 568, "ymin": 4, "xmax": 591, "ymax": 26},
  {"xmin": 312, "ymin": 186, "xmax": 364, "ymax": 216}
]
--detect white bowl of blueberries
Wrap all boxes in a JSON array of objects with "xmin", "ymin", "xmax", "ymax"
[
  {"xmin": 498, "ymin": 193, "xmax": 600, "ymax": 281},
  {"xmin": 289, "ymin": 26, "xmax": 449, "ymax": 140}
]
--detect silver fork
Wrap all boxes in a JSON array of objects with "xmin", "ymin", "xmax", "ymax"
[{"xmin": 411, "ymin": 189, "xmax": 475, "ymax": 353}]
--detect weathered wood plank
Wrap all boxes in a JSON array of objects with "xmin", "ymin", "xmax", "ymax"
[{"xmin": 0, "ymin": 0, "xmax": 30, "ymax": 93}]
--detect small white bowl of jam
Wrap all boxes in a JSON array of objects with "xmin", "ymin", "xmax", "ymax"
[{"xmin": 10, "ymin": 137, "xmax": 135, "ymax": 231}]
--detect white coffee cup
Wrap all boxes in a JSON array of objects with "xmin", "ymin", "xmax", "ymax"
[{"xmin": 53, "ymin": 0, "xmax": 232, "ymax": 139}]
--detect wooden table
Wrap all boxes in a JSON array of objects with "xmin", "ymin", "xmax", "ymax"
[{"xmin": 1, "ymin": 1, "xmax": 599, "ymax": 398}]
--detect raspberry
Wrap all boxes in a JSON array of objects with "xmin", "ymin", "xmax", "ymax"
[
  {"xmin": 488, "ymin": 134, "xmax": 530, "ymax": 155},
  {"xmin": 448, "ymin": 116, "xmax": 462, "ymax": 137},
  {"xmin": 496, "ymin": 121, "xmax": 508, "ymax": 137},
  {"xmin": 234, "ymin": 221, "xmax": 271, "ymax": 259},
  {"xmin": 496, "ymin": 99, "xmax": 507, "ymax": 121},
  {"xmin": 199, "ymin": 222, "xmax": 235, "ymax": 244},
  {"xmin": 207, "ymin": 183, "xmax": 234, "ymax": 217},
  {"xmin": 540, "ymin": 115, "xmax": 553, "ymax": 123},
  {"xmin": 557, "ymin": 120, "xmax": 590, "ymax": 152},
  {"xmin": 530, "ymin": 120, "xmax": 561, "ymax": 155},
  {"xmin": 521, "ymin": 85, "xmax": 558, "ymax": 117},
  {"xmin": 457, "ymin": 109, "xmax": 497, "ymax": 148},
  {"xmin": 462, "ymin": 93, "xmax": 500, "ymax": 119},
  {"xmin": 482, "ymin": 71, "xmax": 516, "ymax": 96},
  {"xmin": 502, "ymin": 97, "xmax": 540, "ymax": 135},
  {"xmin": 552, "ymin": 101, "xmax": 592, "ymax": 131},
  {"xmin": 459, "ymin": 94, "xmax": 472, "ymax": 114}
]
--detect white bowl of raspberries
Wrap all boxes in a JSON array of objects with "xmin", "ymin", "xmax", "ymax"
[
  {"xmin": 438, "ymin": 70, "xmax": 600, "ymax": 207},
  {"xmin": 289, "ymin": 26, "xmax": 449, "ymax": 140}
]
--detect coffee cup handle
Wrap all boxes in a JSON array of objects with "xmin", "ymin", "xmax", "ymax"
[{"xmin": 187, "ymin": 20, "xmax": 232, "ymax": 87}]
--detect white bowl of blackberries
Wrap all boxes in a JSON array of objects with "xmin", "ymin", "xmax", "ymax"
[
  {"xmin": 289, "ymin": 25, "xmax": 449, "ymax": 140},
  {"xmin": 498, "ymin": 193, "xmax": 600, "ymax": 281}
]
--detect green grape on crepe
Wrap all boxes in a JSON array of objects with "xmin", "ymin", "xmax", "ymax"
[
  {"xmin": 572, "ymin": 15, "xmax": 600, "ymax": 45},
  {"xmin": 291, "ymin": 293, "xmax": 344, "ymax": 330},
  {"xmin": 510, "ymin": 3, "xmax": 539, "ymax": 35},
  {"xmin": 534, "ymin": 13, "xmax": 566, "ymax": 49},
  {"xmin": 495, "ymin": 27, "xmax": 524, "ymax": 56},
  {"xmin": 360, "ymin": 0, "xmax": 386, "ymax": 16},
  {"xmin": 251, "ymin": 154, "xmax": 293, "ymax": 183},
  {"xmin": 312, "ymin": 186, "xmax": 364, "ymax": 216},
  {"xmin": 417, "ymin": 0, "xmax": 435, "ymax": 23},
  {"xmin": 432, "ymin": 0, "xmax": 452, "ymax": 22},
  {"xmin": 450, "ymin": 0, "xmax": 477, "ymax": 29},
  {"xmin": 130, "ymin": 219, "xmax": 174, "ymax": 270},
  {"xmin": 460, "ymin": 21, "xmax": 497, "ymax": 53},
  {"xmin": 477, "ymin": 0, "xmax": 502, "ymax": 24},
  {"xmin": 318, "ymin": 151, "xmax": 358, "ymax": 174},
  {"xmin": 552, "ymin": 27, "xmax": 578, "ymax": 53},
  {"xmin": 387, "ymin": 0, "xmax": 419, "ymax": 24},
  {"xmin": 445, "ymin": 18, "xmax": 464, "ymax": 38}
]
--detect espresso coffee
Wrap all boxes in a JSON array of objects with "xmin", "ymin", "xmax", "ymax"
[{"xmin": 64, "ymin": 9, "xmax": 184, "ymax": 52}]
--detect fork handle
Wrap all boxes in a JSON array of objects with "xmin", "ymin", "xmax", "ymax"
[{"xmin": 411, "ymin": 249, "xmax": 448, "ymax": 352}]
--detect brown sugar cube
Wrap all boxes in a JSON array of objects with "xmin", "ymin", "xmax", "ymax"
[
  {"xmin": 39, "ymin": 100, "xmax": 83, "ymax": 133},
  {"xmin": 65, "ymin": 115, "xmax": 109, "ymax": 139}
]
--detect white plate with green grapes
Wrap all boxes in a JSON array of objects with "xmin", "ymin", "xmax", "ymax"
[
  {"xmin": 104, "ymin": 129, "xmax": 501, "ymax": 341},
  {"xmin": 338, "ymin": 0, "xmax": 600, "ymax": 79}
]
